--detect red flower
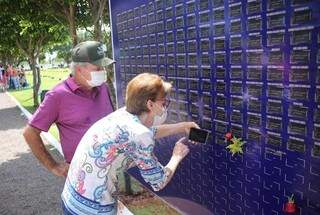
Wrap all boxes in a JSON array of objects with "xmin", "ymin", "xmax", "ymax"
[
  {"xmin": 284, "ymin": 202, "xmax": 296, "ymax": 213},
  {"xmin": 225, "ymin": 132, "xmax": 233, "ymax": 141},
  {"xmin": 284, "ymin": 194, "xmax": 296, "ymax": 213}
]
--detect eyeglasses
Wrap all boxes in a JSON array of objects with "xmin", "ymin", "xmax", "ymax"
[{"xmin": 156, "ymin": 98, "xmax": 171, "ymax": 108}]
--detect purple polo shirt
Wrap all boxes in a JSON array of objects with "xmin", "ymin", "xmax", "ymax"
[{"xmin": 28, "ymin": 77, "xmax": 113, "ymax": 163}]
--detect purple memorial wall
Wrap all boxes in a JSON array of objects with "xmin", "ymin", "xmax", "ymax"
[{"xmin": 109, "ymin": 0, "xmax": 320, "ymax": 214}]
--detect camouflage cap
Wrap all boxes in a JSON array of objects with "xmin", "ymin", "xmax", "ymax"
[{"xmin": 71, "ymin": 41, "xmax": 115, "ymax": 67}]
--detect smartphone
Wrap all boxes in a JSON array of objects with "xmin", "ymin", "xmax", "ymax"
[{"xmin": 188, "ymin": 127, "xmax": 209, "ymax": 144}]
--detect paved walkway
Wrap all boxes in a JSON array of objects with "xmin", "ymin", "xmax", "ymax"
[{"xmin": 0, "ymin": 92, "xmax": 65, "ymax": 214}]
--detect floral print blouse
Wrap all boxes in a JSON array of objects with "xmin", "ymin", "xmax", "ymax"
[{"xmin": 61, "ymin": 107, "xmax": 169, "ymax": 215}]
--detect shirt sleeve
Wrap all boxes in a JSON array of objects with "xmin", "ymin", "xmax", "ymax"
[
  {"xmin": 28, "ymin": 90, "xmax": 59, "ymax": 132},
  {"xmin": 131, "ymin": 131, "xmax": 169, "ymax": 191}
]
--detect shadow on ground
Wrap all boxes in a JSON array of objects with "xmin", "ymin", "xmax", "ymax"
[
  {"xmin": 0, "ymin": 148, "xmax": 65, "ymax": 215},
  {"xmin": 0, "ymin": 107, "xmax": 27, "ymax": 131}
]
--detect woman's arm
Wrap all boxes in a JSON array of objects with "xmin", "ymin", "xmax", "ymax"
[
  {"xmin": 154, "ymin": 122, "xmax": 199, "ymax": 139},
  {"xmin": 160, "ymin": 138, "xmax": 189, "ymax": 189},
  {"xmin": 133, "ymin": 133, "xmax": 189, "ymax": 191}
]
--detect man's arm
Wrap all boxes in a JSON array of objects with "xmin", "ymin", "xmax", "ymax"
[
  {"xmin": 23, "ymin": 125, "xmax": 69, "ymax": 177},
  {"xmin": 154, "ymin": 122, "xmax": 199, "ymax": 139}
]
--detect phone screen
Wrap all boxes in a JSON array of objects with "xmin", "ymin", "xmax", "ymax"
[{"xmin": 188, "ymin": 127, "xmax": 209, "ymax": 143}]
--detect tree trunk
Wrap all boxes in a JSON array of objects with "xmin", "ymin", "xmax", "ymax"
[
  {"xmin": 93, "ymin": 21, "xmax": 102, "ymax": 42},
  {"xmin": 29, "ymin": 57, "xmax": 41, "ymax": 107},
  {"xmin": 91, "ymin": 0, "xmax": 107, "ymax": 42},
  {"xmin": 68, "ymin": 4, "xmax": 77, "ymax": 46},
  {"xmin": 64, "ymin": 57, "xmax": 71, "ymax": 65},
  {"xmin": 15, "ymin": 38, "xmax": 43, "ymax": 107},
  {"xmin": 53, "ymin": 1, "xmax": 77, "ymax": 46}
]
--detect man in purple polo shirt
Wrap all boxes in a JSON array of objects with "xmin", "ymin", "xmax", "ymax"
[{"xmin": 23, "ymin": 41, "xmax": 114, "ymax": 177}]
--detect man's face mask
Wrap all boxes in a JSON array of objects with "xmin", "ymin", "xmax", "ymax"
[{"xmin": 87, "ymin": 71, "xmax": 106, "ymax": 87}]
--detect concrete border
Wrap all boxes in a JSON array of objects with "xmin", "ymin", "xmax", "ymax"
[{"xmin": 6, "ymin": 92, "xmax": 63, "ymax": 154}]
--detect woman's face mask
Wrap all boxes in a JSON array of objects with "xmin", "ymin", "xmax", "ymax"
[
  {"xmin": 152, "ymin": 102, "xmax": 168, "ymax": 126},
  {"xmin": 87, "ymin": 71, "xmax": 106, "ymax": 87}
]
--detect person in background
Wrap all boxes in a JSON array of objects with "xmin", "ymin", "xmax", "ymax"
[
  {"xmin": 23, "ymin": 41, "xmax": 115, "ymax": 177},
  {"xmin": 11, "ymin": 67, "xmax": 20, "ymax": 89},
  {"xmin": 61, "ymin": 73, "xmax": 199, "ymax": 215},
  {"xmin": 0, "ymin": 64, "xmax": 6, "ymax": 91},
  {"xmin": 7, "ymin": 64, "xmax": 14, "ymax": 89},
  {"xmin": 0, "ymin": 65, "xmax": 3, "ymax": 81},
  {"xmin": 19, "ymin": 70, "xmax": 28, "ymax": 88},
  {"xmin": 3, "ymin": 65, "xmax": 9, "ymax": 90}
]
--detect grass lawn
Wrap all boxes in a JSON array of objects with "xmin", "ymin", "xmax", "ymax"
[
  {"xmin": 128, "ymin": 198, "xmax": 180, "ymax": 215},
  {"xmin": 118, "ymin": 174, "xmax": 180, "ymax": 215},
  {"xmin": 8, "ymin": 68, "xmax": 180, "ymax": 215},
  {"xmin": 8, "ymin": 68, "xmax": 70, "ymax": 140}
]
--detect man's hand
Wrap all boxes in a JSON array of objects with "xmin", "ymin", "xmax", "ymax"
[
  {"xmin": 23, "ymin": 125, "xmax": 67, "ymax": 177},
  {"xmin": 51, "ymin": 162, "xmax": 69, "ymax": 177}
]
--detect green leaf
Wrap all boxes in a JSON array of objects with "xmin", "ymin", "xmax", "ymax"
[{"xmin": 226, "ymin": 137, "xmax": 245, "ymax": 156}]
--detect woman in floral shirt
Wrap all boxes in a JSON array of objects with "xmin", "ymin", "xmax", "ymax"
[{"xmin": 61, "ymin": 73, "xmax": 198, "ymax": 214}]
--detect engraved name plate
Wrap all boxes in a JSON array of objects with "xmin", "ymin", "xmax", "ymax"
[
  {"xmin": 248, "ymin": 68, "xmax": 262, "ymax": 80},
  {"xmin": 290, "ymin": 87, "xmax": 309, "ymax": 100},
  {"xmin": 267, "ymin": 117, "xmax": 282, "ymax": 130},
  {"xmin": 216, "ymin": 95, "xmax": 226, "ymax": 107},
  {"xmin": 268, "ymin": 68, "xmax": 283, "ymax": 81},
  {"xmin": 290, "ymin": 68, "xmax": 309, "ymax": 82},
  {"xmin": 249, "ymin": 99, "xmax": 262, "ymax": 112},
  {"xmin": 292, "ymin": 29, "xmax": 311, "ymax": 45},
  {"xmin": 248, "ymin": 114, "xmax": 261, "ymax": 127},
  {"xmin": 267, "ymin": 134, "xmax": 282, "ymax": 147},
  {"xmin": 268, "ymin": 85, "xmax": 283, "ymax": 98},
  {"xmin": 216, "ymin": 109, "xmax": 226, "ymax": 121},
  {"xmin": 268, "ymin": 0, "xmax": 284, "ymax": 10},
  {"xmin": 231, "ymin": 83, "xmax": 242, "ymax": 94},
  {"xmin": 268, "ymin": 14, "xmax": 285, "ymax": 28},
  {"xmin": 268, "ymin": 32, "xmax": 284, "ymax": 46},
  {"xmin": 288, "ymin": 138, "xmax": 305, "ymax": 153},
  {"xmin": 231, "ymin": 68, "xmax": 242, "ymax": 79},
  {"xmin": 267, "ymin": 101, "xmax": 282, "ymax": 114},
  {"xmin": 230, "ymin": 37, "xmax": 242, "ymax": 49},
  {"xmin": 216, "ymin": 67, "xmax": 225, "ymax": 79}
]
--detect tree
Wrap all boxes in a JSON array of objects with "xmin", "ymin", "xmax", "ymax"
[
  {"xmin": 49, "ymin": 40, "xmax": 73, "ymax": 65},
  {"xmin": 0, "ymin": 0, "xmax": 112, "ymax": 107},
  {"xmin": 0, "ymin": 44, "xmax": 26, "ymax": 66},
  {"xmin": 36, "ymin": 0, "xmax": 111, "ymax": 46},
  {"xmin": 76, "ymin": 0, "xmax": 110, "ymax": 42},
  {"xmin": 46, "ymin": 0, "xmax": 78, "ymax": 46},
  {"xmin": 0, "ymin": 0, "xmax": 69, "ymax": 107},
  {"xmin": 89, "ymin": 0, "xmax": 108, "ymax": 41},
  {"xmin": 41, "ymin": 0, "xmax": 109, "ymax": 46}
]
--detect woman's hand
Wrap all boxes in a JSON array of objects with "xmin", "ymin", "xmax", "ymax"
[
  {"xmin": 181, "ymin": 121, "xmax": 200, "ymax": 135},
  {"xmin": 154, "ymin": 122, "xmax": 200, "ymax": 139},
  {"xmin": 172, "ymin": 137, "xmax": 190, "ymax": 161}
]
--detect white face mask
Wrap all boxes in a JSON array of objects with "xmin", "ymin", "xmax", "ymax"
[
  {"xmin": 87, "ymin": 71, "xmax": 106, "ymax": 87},
  {"xmin": 152, "ymin": 104, "xmax": 168, "ymax": 126}
]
